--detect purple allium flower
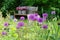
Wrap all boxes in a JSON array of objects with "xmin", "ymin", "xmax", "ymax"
[
  {"xmin": 27, "ymin": 13, "xmax": 41, "ymax": 21},
  {"xmin": 34, "ymin": 14, "xmax": 40, "ymax": 20},
  {"xmin": 16, "ymin": 25, "xmax": 20, "ymax": 29},
  {"xmin": 37, "ymin": 17, "xmax": 43, "ymax": 23},
  {"xmin": 27, "ymin": 14, "xmax": 35, "ymax": 21},
  {"xmin": 43, "ymin": 17, "xmax": 47, "ymax": 21},
  {"xmin": 51, "ymin": 11, "xmax": 56, "ymax": 14},
  {"xmin": 42, "ymin": 24, "xmax": 48, "ymax": 29},
  {"xmin": 2, "ymin": 31, "xmax": 7, "ymax": 35},
  {"xmin": 4, "ymin": 22, "xmax": 9, "ymax": 27},
  {"xmin": 34, "ymin": 13, "xmax": 38, "ymax": 16},
  {"xmin": 17, "ymin": 22, "xmax": 24, "ymax": 27},
  {"xmin": 42, "ymin": 13, "xmax": 48, "ymax": 18},
  {"xmin": 20, "ymin": 16, "xmax": 25, "ymax": 20},
  {"xmin": 16, "ymin": 22, "xmax": 24, "ymax": 29}
]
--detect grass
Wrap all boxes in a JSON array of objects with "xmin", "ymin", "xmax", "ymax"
[{"xmin": 0, "ymin": 17, "xmax": 60, "ymax": 40}]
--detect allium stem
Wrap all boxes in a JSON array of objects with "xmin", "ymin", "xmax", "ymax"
[
  {"xmin": 16, "ymin": 29, "xmax": 20, "ymax": 40},
  {"xmin": 28, "ymin": 20, "xmax": 33, "ymax": 26}
]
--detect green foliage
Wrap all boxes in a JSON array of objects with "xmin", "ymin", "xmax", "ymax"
[
  {"xmin": 0, "ymin": 0, "xmax": 60, "ymax": 17},
  {"xmin": 0, "ymin": 17, "xmax": 60, "ymax": 40}
]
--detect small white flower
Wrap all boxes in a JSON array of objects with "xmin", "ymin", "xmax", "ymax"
[{"xmin": 14, "ymin": 18, "xmax": 17, "ymax": 22}]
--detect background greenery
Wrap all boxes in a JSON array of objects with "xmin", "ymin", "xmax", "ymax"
[{"xmin": 0, "ymin": 0, "xmax": 60, "ymax": 17}]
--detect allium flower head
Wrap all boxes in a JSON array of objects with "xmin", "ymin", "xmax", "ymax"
[
  {"xmin": 37, "ymin": 17, "xmax": 43, "ymax": 23},
  {"xmin": 27, "ymin": 14, "xmax": 35, "ymax": 21},
  {"xmin": 51, "ymin": 11, "xmax": 56, "ymax": 14},
  {"xmin": 4, "ymin": 22, "xmax": 9, "ymax": 27},
  {"xmin": 42, "ymin": 24, "xmax": 48, "ymax": 29},
  {"xmin": 2, "ymin": 31, "xmax": 7, "ymax": 35},
  {"xmin": 43, "ymin": 18, "xmax": 46, "ymax": 21},
  {"xmin": 16, "ymin": 22, "xmax": 24, "ymax": 29},
  {"xmin": 42, "ymin": 13, "xmax": 48, "ymax": 18},
  {"xmin": 34, "ymin": 14, "xmax": 40, "ymax": 20},
  {"xmin": 20, "ymin": 16, "xmax": 25, "ymax": 20},
  {"xmin": 34, "ymin": 13, "xmax": 38, "ymax": 16},
  {"xmin": 27, "ymin": 13, "xmax": 40, "ymax": 21}
]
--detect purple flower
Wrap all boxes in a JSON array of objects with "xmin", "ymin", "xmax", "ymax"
[
  {"xmin": 42, "ymin": 25, "xmax": 48, "ymax": 29},
  {"xmin": 16, "ymin": 22, "xmax": 24, "ymax": 29},
  {"xmin": 35, "ymin": 14, "xmax": 40, "ymax": 20},
  {"xmin": 16, "ymin": 25, "xmax": 20, "ymax": 29},
  {"xmin": 37, "ymin": 17, "xmax": 43, "ymax": 23},
  {"xmin": 34, "ymin": 13, "xmax": 38, "ymax": 16},
  {"xmin": 27, "ymin": 14, "xmax": 35, "ymax": 21},
  {"xmin": 4, "ymin": 22, "xmax": 9, "ymax": 27},
  {"xmin": 43, "ymin": 17, "xmax": 47, "ymax": 21},
  {"xmin": 42, "ymin": 13, "xmax": 48, "ymax": 18},
  {"xmin": 27, "ymin": 13, "xmax": 41, "ymax": 21},
  {"xmin": 2, "ymin": 31, "xmax": 7, "ymax": 35},
  {"xmin": 51, "ymin": 11, "xmax": 56, "ymax": 14},
  {"xmin": 20, "ymin": 16, "xmax": 25, "ymax": 20}
]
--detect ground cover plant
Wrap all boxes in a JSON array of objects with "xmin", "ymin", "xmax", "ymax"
[{"xmin": 0, "ymin": 11, "xmax": 60, "ymax": 40}]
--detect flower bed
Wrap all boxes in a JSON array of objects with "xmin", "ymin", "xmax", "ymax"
[{"xmin": 0, "ymin": 12, "xmax": 60, "ymax": 40}]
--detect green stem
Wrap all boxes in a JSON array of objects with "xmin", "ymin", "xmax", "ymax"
[{"xmin": 17, "ymin": 29, "xmax": 20, "ymax": 40}]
